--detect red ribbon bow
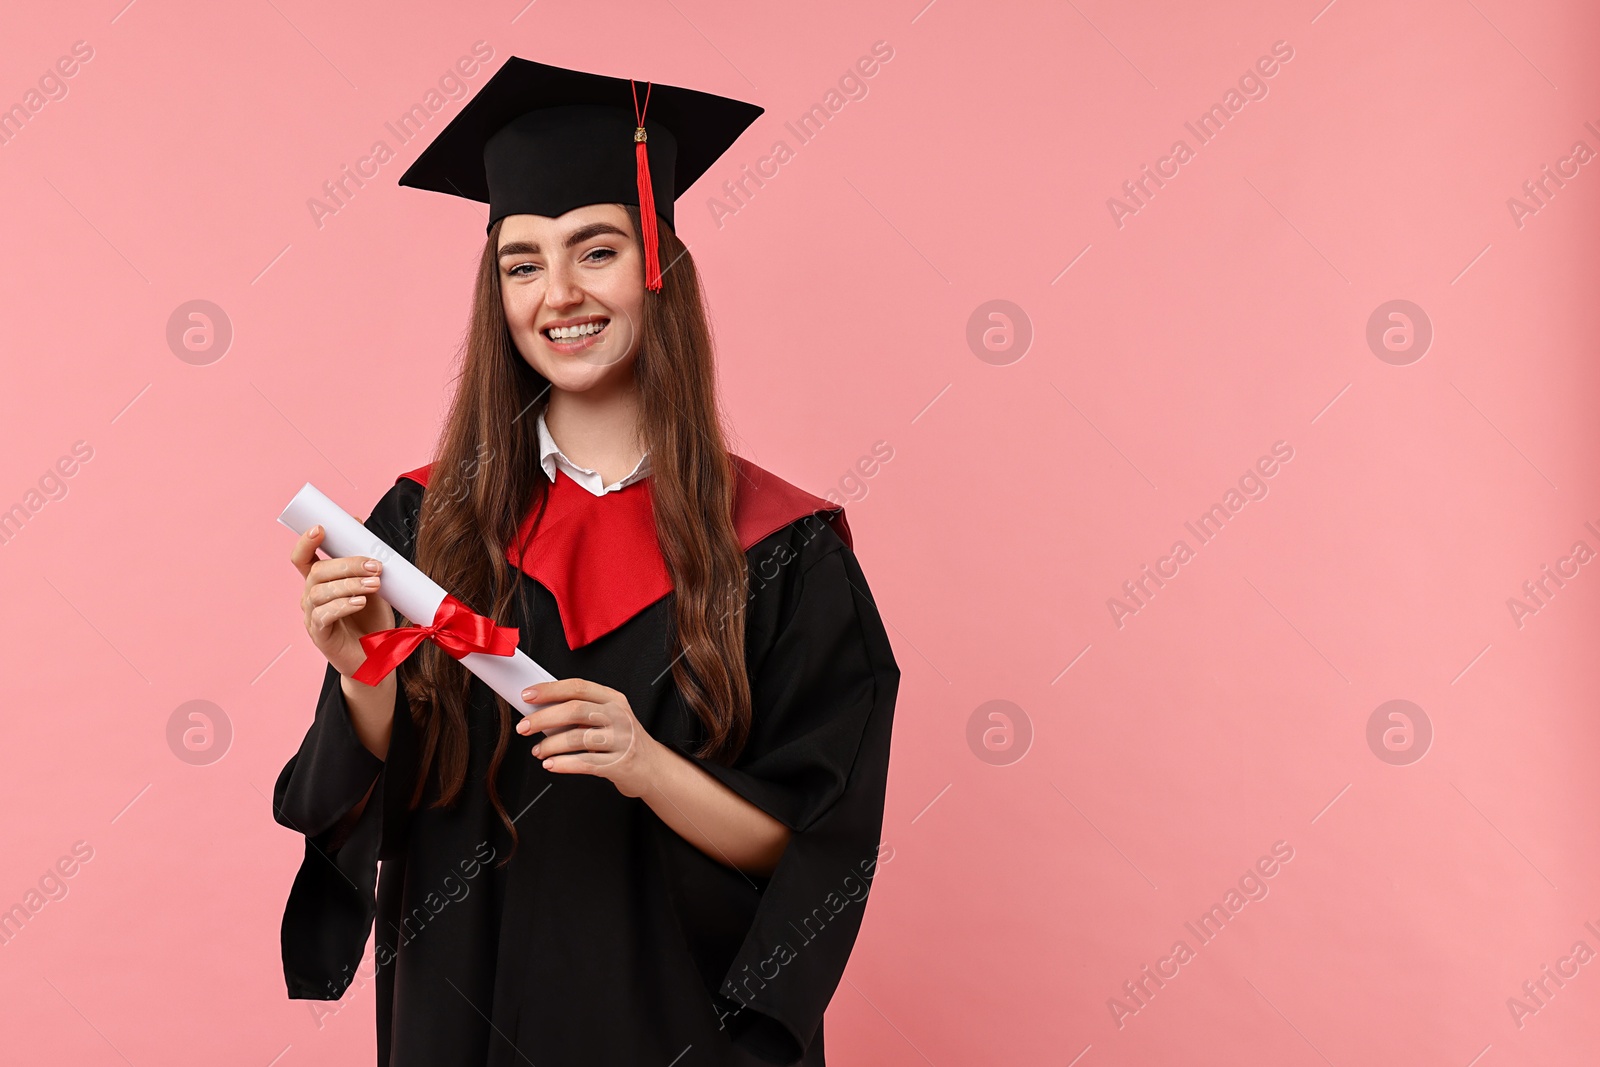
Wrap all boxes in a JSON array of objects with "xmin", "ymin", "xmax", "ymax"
[{"xmin": 351, "ymin": 593, "xmax": 520, "ymax": 686}]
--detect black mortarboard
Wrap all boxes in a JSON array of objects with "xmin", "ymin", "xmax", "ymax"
[{"xmin": 397, "ymin": 56, "xmax": 763, "ymax": 290}]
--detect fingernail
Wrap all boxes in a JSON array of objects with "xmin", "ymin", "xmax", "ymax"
[
  {"xmin": 365, "ymin": 560, "xmax": 382, "ymax": 573},
  {"xmin": 523, "ymin": 686, "xmax": 540, "ymax": 700},
  {"xmin": 309, "ymin": 525, "xmax": 322, "ymax": 536}
]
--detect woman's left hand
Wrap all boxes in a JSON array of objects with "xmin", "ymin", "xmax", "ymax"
[{"xmin": 517, "ymin": 678, "xmax": 662, "ymax": 799}]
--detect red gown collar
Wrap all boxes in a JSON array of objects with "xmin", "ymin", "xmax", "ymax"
[{"xmin": 395, "ymin": 456, "xmax": 850, "ymax": 650}]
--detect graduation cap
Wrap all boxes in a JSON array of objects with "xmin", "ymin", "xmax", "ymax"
[{"xmin": 397, "ymin": 56, "xmax": 763, "ymax": 291}]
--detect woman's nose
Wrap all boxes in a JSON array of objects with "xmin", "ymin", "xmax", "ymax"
[{"xmin": 544, "ymin": 264, "xmax": 584, "ymax": 307}]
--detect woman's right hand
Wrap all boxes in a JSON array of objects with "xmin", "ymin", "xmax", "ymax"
[{"xmin": 290, "ymin": 523, "xmax": 398, "ymax": 680}]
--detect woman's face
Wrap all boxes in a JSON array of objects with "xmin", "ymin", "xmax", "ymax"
[{"xmin": 497, "ymin": 203, "xmax": 647, "ymax": 393}]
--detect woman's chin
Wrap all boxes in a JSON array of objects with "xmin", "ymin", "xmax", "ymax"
[{"xmin": 537, "ymin": 363, "xmax": 627, "ymax": 394}]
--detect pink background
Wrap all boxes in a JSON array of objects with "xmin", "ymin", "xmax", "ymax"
[{"xmin": 2, "ymin": 0, "xmax": 1598, "ymax": 1063}]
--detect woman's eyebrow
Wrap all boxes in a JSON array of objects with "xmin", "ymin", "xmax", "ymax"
[{"xmin": 498, "ymin": 222, "xmax": 629, "ymax": 257}]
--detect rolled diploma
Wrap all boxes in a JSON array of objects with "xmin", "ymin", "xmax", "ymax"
[{"xmin": 279, "ymin": 481, "xmax": 555, "ymax": 716}]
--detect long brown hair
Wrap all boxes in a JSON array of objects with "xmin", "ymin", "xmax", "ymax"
[{"xmin": 400, "ymin": 205, "xmax": 752, "ymax": 863}]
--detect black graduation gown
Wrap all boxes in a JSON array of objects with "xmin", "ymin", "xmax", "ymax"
[{"xmin": 272, "ymin": 465, "xmax": 900, "ymax": 1066}]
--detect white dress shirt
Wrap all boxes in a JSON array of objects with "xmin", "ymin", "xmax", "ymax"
[{"xmin": 536, "ymin": 409, "xmax": 651, "ymax": 496}]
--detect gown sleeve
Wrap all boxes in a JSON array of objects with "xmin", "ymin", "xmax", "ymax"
[
  {"xmin": 660, "ymin": 519, "xmax": 901, "ymax": 1064},
  {"xmin": 272, "ymin": 477, "xmax": 422, "ymax": 1000}
]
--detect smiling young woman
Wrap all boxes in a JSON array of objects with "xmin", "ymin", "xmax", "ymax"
[{"xmin": 272, "ymin": 57, "xmax": 900, "ymax": 1067}]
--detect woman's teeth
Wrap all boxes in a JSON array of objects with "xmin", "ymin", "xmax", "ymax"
[{"xmin": 545, "ymin": 320, "xmax": 608, "ymax": 341}]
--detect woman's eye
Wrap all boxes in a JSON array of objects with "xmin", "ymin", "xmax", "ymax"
[{"xmin": 508, "ymin": 249, "xmax": 610, "ymax": 277}]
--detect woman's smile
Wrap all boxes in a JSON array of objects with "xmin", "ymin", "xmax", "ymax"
[{"xmin": 540, "ymin": 313, "xmax": 612, "ymax": 354}]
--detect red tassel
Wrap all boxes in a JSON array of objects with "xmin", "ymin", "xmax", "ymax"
[{"xmin": 632, "ymin": 80, "xmax": 663, "ymax": 292}]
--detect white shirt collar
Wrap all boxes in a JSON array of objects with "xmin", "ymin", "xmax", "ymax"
[{"xmin": 536, "ymin": 409, "xmax": 651, "ymax": 497}]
